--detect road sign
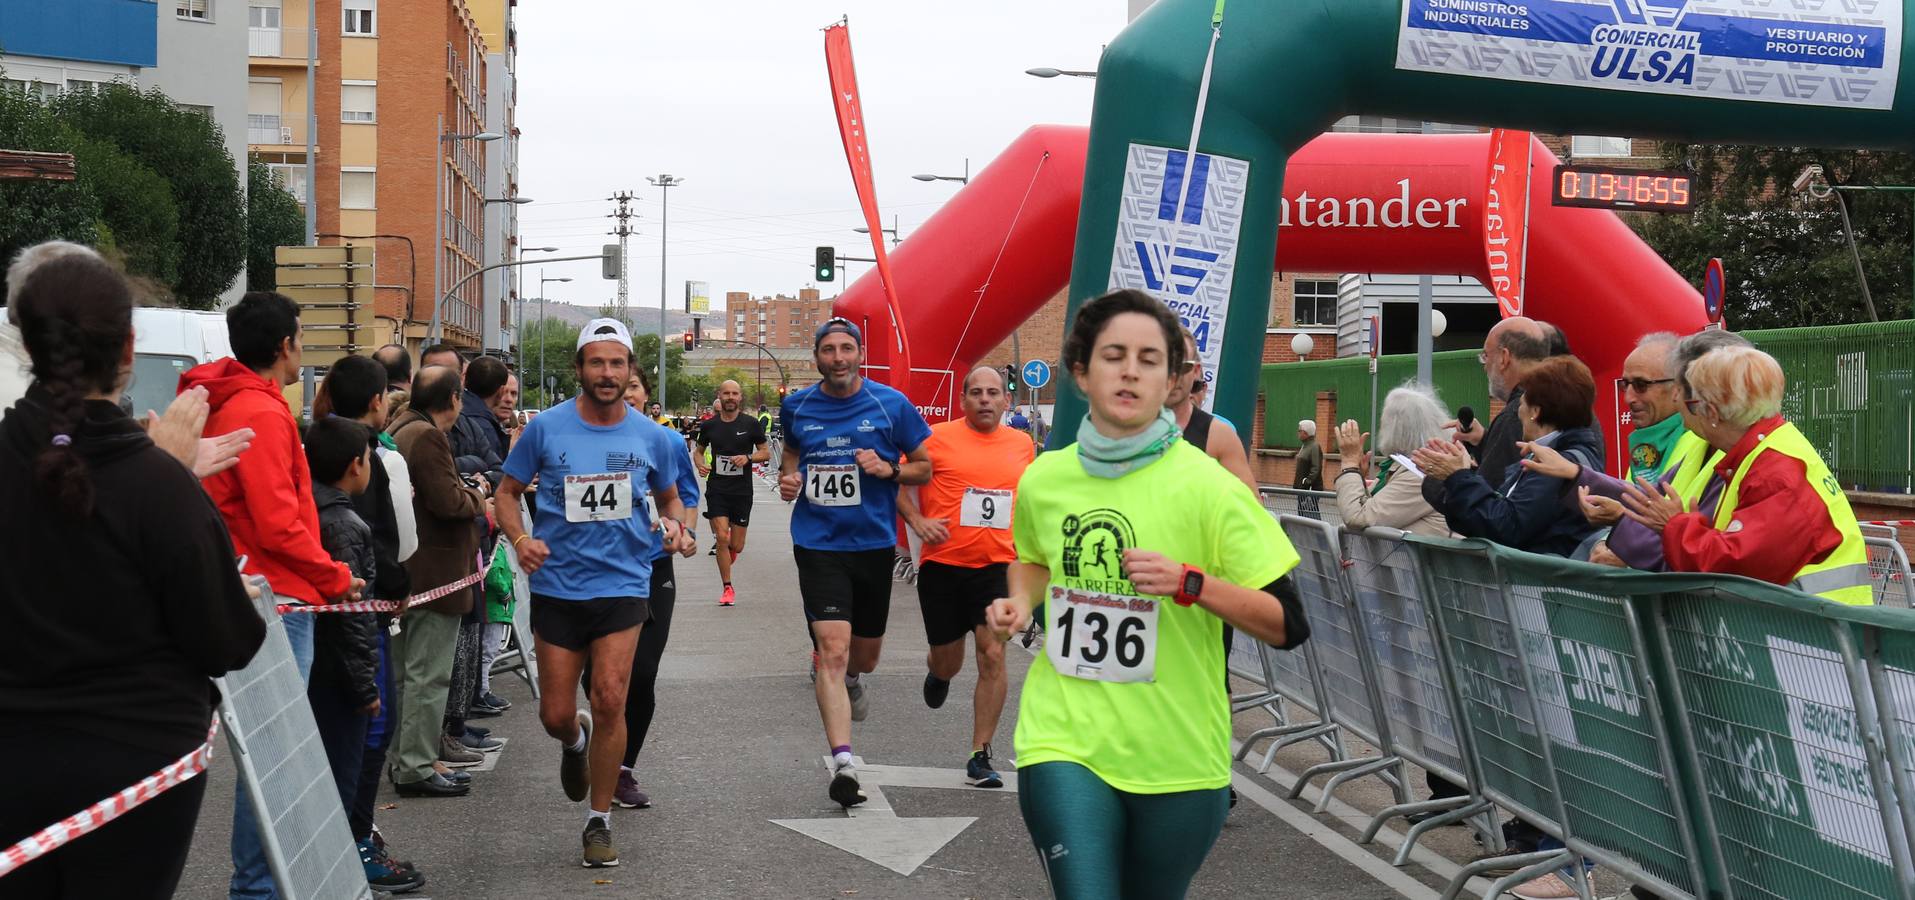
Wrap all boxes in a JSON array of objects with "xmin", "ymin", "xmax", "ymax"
[
  {"xmin": 1703, "ymin": 257, "xmax": 1725, "ymax": 325},
  {"xmin": 1021, "ymin": 359, "xmax": 1051, "ymax": 390}
]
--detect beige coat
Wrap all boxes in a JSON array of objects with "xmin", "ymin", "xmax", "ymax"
[{"xmin": 1333, "ymin": 466, "xmax": 1450, "ymax": 537}]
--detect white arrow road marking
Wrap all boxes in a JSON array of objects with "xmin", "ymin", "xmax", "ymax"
[{"xmin": 768, "ymin": 756, "xmax": 1014, "ymax": 876}]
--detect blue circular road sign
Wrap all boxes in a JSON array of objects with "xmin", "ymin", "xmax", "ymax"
[{"xmin": 1021, "ymin": 359, "xmax": 1052, "ymax": 390}]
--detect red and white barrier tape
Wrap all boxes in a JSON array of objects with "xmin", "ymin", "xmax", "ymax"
[
  {"xmin": 1863, "ymin": 520, "xmax": 1915, "ymax": 528},
  {"xmin": 276, "ymin": 568, "xmax": 486, "ymax": 615},
  {"xmin": 0, "ymin": 717, "xmax": 219, "ymax": 878},
  {"xmin": 277, "ymin": 553, "xmax": 488, "ymax": 615}
]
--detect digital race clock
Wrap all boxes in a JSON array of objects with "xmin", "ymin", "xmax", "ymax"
[{"xmin": 1552, "ymin": 164, "xmax": 1696, "ymax": 213}]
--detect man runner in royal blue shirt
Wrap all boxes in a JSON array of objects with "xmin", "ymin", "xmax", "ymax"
[
  {"xmin": 778, "ymin": 318, "xmax": 932, "ymax": 808},
  {"xmin": 496, "ymin": 318, "xmax": 693, "ymax": 868}
]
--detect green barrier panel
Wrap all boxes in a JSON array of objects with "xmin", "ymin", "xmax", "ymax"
[
  {"xmin": 1655, "ymin": 587, "xmax": 1905, "ymax": 900},
  {"xmin": 1260, "ymin": 350, "xmax": 1487, "ymax": 451},
  {"xmin": 1866, "ymin": 622, "xmax": 1915, "ymax": 883}
]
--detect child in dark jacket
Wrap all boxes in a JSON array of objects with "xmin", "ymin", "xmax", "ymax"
[{"xmin": 303, "ymin": 418, "xmax": 426, "ymax": 887}]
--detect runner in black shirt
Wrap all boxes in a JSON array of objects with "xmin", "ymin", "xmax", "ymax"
[{"xmin": 695, "ymin": 379, "xmax": 769, "ymax": 607}]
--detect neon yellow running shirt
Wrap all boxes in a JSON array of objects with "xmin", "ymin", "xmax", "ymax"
[{"xmin": 1010, "ymin": 440, "xmax": 1300, "ymax": 793}]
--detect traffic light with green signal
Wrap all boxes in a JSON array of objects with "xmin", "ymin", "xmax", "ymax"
[
  {"xmin": 814, "ymin": 246, "xmax": 835, "ymax": 282},
  {"xmin": 1004, "ymin": 364, "xmax": 1019, "ymax": 393}
]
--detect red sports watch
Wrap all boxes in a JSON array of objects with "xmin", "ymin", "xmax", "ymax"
[{"xmin": 1173, "ymin": 565, "xmax": 1205, "ymax": 607}]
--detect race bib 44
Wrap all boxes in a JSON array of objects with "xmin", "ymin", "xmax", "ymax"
[
  {"xmin": 564, "ymin": 472, "xmax": 633, "ymax": 523},
  {"xmin": 1045, "ymin": 585, "xmax": 1158, "ymax": 683}
]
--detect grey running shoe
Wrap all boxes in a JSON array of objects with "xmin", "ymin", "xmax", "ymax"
[
  {"xmin": 847, "ymin": 678, "xmax": 869, "ymax": 722},
  {"xmin": 438, "ymin": 734, "xmax": 483, "ymax": 767},
  {"xmin": 581, "ymin": 818, "xmax": 618, "ymax": 868},
  {"xmin": 560, "ymin": 711, "xmax": 593, "ymax": 802},
  {"xmin": 829, "ymin": 761, "xmax": 866, "ymax": 808},
  {"xmin": 613, "ymin": 770, "xmax": 651, "ymax": 809}
]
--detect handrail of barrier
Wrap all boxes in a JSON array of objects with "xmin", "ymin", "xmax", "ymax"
[
  {"xmin": 1866, "ymin": 536, "xmax": 1913, "ymax": 609},
  {"xmin": 1278, "ymin": 515, "xmax": 1411, "ymax": 813}
]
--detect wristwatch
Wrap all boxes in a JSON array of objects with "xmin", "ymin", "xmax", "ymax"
[
  {"xmin": 886, "ymin": 459, "xmax": 900, "ymax": 480},
  {"xmin": 1173, "ymin": 565, "xmax": 1205, "ymax": 607}
]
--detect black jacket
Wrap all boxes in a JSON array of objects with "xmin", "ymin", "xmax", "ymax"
[
  {"xmin": 1427, "ymin": 426, "xmax": 1603, "ymax": 558},
  {"xmin": 450, "ymin": 389, "xmax": 506, "ymax": 489},
  {"xmin": 311, "ymin": 482, "xmax": 380, "ymax": 709},
  {"xmin": 0, "ymin": 384, "xmax": 264, "ymax": 756}
]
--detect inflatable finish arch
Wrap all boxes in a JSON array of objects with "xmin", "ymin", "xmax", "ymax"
[
  {"xmin": 835, "ymin": 125, "xmax": 1700, "ymax": 444},
  {"xmin": 1041, "ymin": 0, "xmax": 1914, "ymax": 446}
]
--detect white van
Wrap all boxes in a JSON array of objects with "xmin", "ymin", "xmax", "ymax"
[{"xmin": 127, "ymin": 307, "xmax": 232, "ymax": 418}]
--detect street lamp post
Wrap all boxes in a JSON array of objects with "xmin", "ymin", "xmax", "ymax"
[
  {"xmin": 1798, "ymin": 164, "xmax": 1886, "ymax": 323},
  {"xmin": 429, "ymin": 121, "xmax": 503, "ymax": 344},
  {"xmin": 1025, "ymin": 67, "xmax": 1097, "ymax": 79},
  {"xmin": 537, "ymin": 271, "xmax": 572, "ymax": 407},
  {"xmin": 852, "ymin": 213, "xmax": 901, "ymax": 248},
  {"xmin": 911, "ymin": 158, "xmax": 970, "ymax": 184},
  {"xmin": 648, "ymin": 174, "xmax": 683, "ymax": 410},
  {"xmin": 513, "ymin": 246, "xmax": 558, "ymax": 375}
]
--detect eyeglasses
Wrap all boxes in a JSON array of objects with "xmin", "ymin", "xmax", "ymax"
[
  {"xmin": 1621, "ymin": 377, "xmax": 1676, "ymax": 394},
  {"xmin": 1682, "ymin": 396, "xmax": 1711, "ymax": 415},
  {"xmin": 1179, "ymin": 360, "xmax": 1198, "ymax": 372}
]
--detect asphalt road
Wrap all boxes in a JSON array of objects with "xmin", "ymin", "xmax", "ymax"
[{"xmin": 176, "ymin": 476, "xmax": 1475, "ymax": 899}]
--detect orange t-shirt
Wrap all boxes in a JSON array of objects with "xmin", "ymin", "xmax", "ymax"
[{"xmin": 917, "ymin": 419, "xmax": 1036, "ymax": 568}]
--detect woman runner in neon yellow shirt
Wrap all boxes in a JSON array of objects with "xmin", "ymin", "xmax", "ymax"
[{"xmin": 986, "ymin": 289, "xmax": 1310, "ymax": 899}]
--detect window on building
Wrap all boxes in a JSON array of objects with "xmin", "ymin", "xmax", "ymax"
[
  {"xmin": 247, "ymin": 79, "xmax": 283, "ymax": 144},
  {"xmin": 1331, "ymin": 116, "xmax": 1476, "ymax": 135},
  {"xmin": 342, "ymin": 0, "xmax": 374, "ymax": 35},
  {"xmin": 267, "ymin": 163, "xmax": 307, "ymax": 204},
  {"xmin": 65, "ymin": 80, "xmax": 104, "ymax": 95},
  {"xmin": 174, "ymin": 102, "xmax": 213, "ymax": 118},
  {"xmin": 0, "ymin": 79, "xmax": 26, "ymax": 95},
  {"xmin": 177, "ymin": 0, "xmax": 211, "ymax": 20},
  {"xmin": 341, "ymin": 82, "xmax": 375, "ymax": 123},
  {"xmin": 1571, "ymin": 135, "xmax": 1634, "ymax": 158},
  {"xmin": 340, "ymin": 168, "xmax": 375, "ymax": 209},
  {"xmin": 1293, "ymin": 279, "xmax": 1338, "ymax": 327}
]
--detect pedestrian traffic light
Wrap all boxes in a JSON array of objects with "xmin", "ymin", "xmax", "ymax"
[
  {"xmin": 814, "ymin": 246, "xmax": 835, "ymax": 282},
  {"xmin": 682, "ymin": 332, "xmax": 696, "ymax": 352},
  {"xmin": 1004, "ymin": 364, "xmax": 1019, "ymax": 393},
  {"xmin": 778, "ymin": 383, "xmax": 788, "ymax": 397}
]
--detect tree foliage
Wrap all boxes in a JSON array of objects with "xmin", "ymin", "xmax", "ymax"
[
  {"xmin": 0, "ymin": 85, "xmax": 101, "ymax": 270},
  {"xmin": 247, "ymin": 157, "xmax": 305, "ymax": 291},
  {"xmin": 1632, "ymin": 144, "xmax": 1915, "ymax": 329},
  {"xmin": 71, "ymin": 134, "xmax": 179, "ymax": 288},
  {"xmin": 52, "ymin": 84, "xmax": 244, "ymax": 307}
]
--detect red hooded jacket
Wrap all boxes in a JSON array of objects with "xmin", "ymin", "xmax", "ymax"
[{"xmin": 179, "ymin": 358, "xmax": 350, "ymax": 604}]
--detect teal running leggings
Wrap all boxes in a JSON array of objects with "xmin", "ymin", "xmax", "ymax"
[{"xmin": 1017, "ymin": 761, "xmax": 1230, "ymax": 900}]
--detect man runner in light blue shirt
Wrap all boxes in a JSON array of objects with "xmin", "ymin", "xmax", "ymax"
[
  {"xmin": 497, "ymin": 318, "xmax": 693, "ymax": 868},
  {"xmin": 777, "ymin": 318, "xmax": 933, "ymax": 808}
]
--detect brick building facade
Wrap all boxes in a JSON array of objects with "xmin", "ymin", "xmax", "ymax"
[{"xmin": 724, "ymin": 288, "xmax": 835, "ymax": 349}]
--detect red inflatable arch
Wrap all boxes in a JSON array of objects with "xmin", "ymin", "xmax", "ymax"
[{"xmin": 834, "ymin": 125, "xmax": 1705, "ymax": 461}]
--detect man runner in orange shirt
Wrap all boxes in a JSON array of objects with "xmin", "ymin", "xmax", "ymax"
[{"xmin": 898, "ymin": 366, "xmax": 1033, "ymax": 787}]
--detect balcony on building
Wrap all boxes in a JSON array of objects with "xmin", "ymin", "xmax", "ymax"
[{"xmin": 247, "ymin": 25, "xmax": 314, "ymax": 65}]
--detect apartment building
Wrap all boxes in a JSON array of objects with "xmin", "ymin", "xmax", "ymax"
[
  {"xmin": 247, "ymin": 0, "xmax": 493, "ymax": 350},
  {"xmin": 0, "ymin": 0, "xmax": 249, "ymax": 303},
  {"xmin": 725, "ymin": 288, "xmax": 837, "ymax": 349},
  {"xmin": 472, "ymin": 0, "xmax": 520, "ymax": 354}
]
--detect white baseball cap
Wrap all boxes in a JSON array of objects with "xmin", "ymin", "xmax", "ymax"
[{"xmin": 577, "ymin": 318, "xmax": 633, "ymax": 352}]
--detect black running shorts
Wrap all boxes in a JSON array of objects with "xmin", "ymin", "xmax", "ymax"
[
  {"xmin": 703, "ymin": 490, "xmax": 753, "ymax": 528},
  {"xmin": 916, "ymin": 560, "xmax": 1007, "ymax": 647},
  {"xmin": 794, "ymin": 546, "xmax": 895, "ymax": 639},
  {"xmin": 530, "ymin": 594, "xmax": 649, "ymax": 652}
]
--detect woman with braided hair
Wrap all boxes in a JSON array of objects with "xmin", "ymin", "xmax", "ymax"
[{"xmin": 0, "ymin": 251, "xmax": 263, "ymax": 898}]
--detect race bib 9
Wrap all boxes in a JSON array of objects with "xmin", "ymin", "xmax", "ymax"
[
  {"xmin": 805, "ymin": 464, "xmax": 859, "ymax": 507},
  {"xmin": 1045, "ymin": 585, "xmax": 1158, "ymax": 683},
  {"xmin": 564, "ymin": 472, "xmax": 632, "ymax": 523},
  {"xmin": 715, "ymin": 455, "xmax": 745, "ymax": 477},
  {"xmin": 959, "ymin": 488, "xmax": 1012, "ymax": 530}
]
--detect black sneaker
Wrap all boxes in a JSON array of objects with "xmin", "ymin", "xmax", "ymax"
[
  {"xmin": 965, "ymin": 748, "xmax": 1002, "ymax": 789},
  {"xmin": 829, "ymin": 760, "xmax": 866, "ymax": 808},
  {"xmin": 459, "ymin": 729, "xmax": 504, "ymax": 752},
  {"xmin": 923, "ymin": 673, "xmax": 950, "ymax": 710},
  {"xmin": 476, "ymin": 691, "xmax": 512, "ymax": 712},
  {"xmin": 358, "ymin": 838, "xmax": 425, "ymax": 893},
  {"xmin": 560, "ymin": 711, "xmax": 592, "ymax": 802}
]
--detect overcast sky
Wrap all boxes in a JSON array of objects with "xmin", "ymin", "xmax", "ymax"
[{"xmin": 512, "ymin": 1, "xmax": 1126, "ymax": 317}]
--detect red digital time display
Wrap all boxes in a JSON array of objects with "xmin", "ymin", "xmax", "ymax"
[{"xmin": 1552, "ymin": 164, "xmax": 1695, "ymax": 213}]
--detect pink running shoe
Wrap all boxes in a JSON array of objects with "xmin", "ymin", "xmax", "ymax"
[{"xmin": 719, "ymin": 585, "xmax": 736, "ymax": 607}]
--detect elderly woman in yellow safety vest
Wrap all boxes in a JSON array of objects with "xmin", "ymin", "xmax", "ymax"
[{"xmin": 1614, "ymin": 344, "xmax": 1870, "ymax": 605}]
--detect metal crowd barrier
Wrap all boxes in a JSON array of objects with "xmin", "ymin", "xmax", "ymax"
[
  {"xmin": 1226, "ymin": 510, "xmax": 1915, "ymax": 899},
  {"xmin": 1259, "ymin": 485, "xmax": 1340, "ymax": 527},
  {"xmin": 1865, "ymin": 536, "xmax": 1913, "ymax": 609}
]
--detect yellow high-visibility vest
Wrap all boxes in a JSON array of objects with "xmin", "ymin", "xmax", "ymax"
[{"xmin": 1707, "ymin": 421, "xmax": 1871, "ymax": 605}]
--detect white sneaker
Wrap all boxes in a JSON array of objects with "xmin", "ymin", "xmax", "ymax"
[
  {"xmin": 1508, "ymin": 871, "xmax": 1579, "ymax": 900},
  {"xmin": 846, "ymin": 677, "xmax": 869, "ymax": 722}
]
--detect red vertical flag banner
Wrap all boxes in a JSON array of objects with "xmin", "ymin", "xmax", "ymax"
[
  {"xmin": 824, "ymin": 21, "xmax": 912, "ymax": 388},
  {"xmin": 1484, "ymin": 128, "xmax": 1533, "ymax": 318}
]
